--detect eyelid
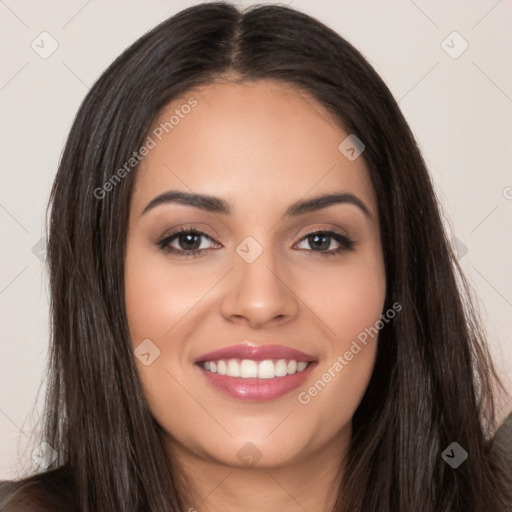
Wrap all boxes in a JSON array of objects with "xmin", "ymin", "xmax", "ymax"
[
  {"xmin": 297, "ymin": 224, "xmax": 350, "ymax": 240},
  {"xmin": 159, "ymin": 224, "xmax": 220, "ymax": 242}
]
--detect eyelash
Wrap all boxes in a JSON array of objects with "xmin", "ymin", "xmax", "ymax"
[{"xmin": 156, "ymin": 226, "xmax": 356, "ymax": 259}]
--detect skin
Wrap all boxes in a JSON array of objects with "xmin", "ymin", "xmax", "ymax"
[{"xmin": 124, "ymin": 77, "xmax": 386, "ymax": 512}]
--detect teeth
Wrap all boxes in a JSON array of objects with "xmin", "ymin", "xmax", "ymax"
[
  {"xmin": 258, "ymin": 360, "xmax": 275, "ymax": 379},
  {"xmin": 227, "ymin": 359, "xmax": 240, "ymax": 377},
  {"xmin": 240, "ymin": 359, "xmax": 258, "ymax": 378},
  {"xmin": 297, "ymin": 361, "xmax": 308, "ymax": 372},
  {"xmin": 201, "ymin": 358, "xmax": 311, "ymax": 378},
  {"xmin": 275, "ymin": 359, "xmax": 288, "ymax": 377},
  {"xmin": 217, "ymin": 360, "xmax": 227, "ymax": 375}
]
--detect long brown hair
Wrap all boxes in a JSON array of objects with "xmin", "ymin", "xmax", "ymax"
[{"xmin": 1, "ymin": 2, "xmax": 511, "ymax": 511}]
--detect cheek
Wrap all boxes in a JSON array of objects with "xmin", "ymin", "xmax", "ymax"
[
  {"xmin": 326, "ymin": 267, "xmax": 385, "ymax": 342},
  {"xmin": 124, "ymin": 245, "xmax": 215, "ymax": 343},
  {"xmin": 302, "ymin": 245, "xmax": 386, "ymax": 346},
  {"xmin": 294, "ymin": 249, "xmax": 385, "ymax": 427},
  {"xmin": 124, "ymin": 247, "xmax": 211, "ymax": 433}
]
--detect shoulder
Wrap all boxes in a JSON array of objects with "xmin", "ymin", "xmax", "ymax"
[{"xmin": 0, "ymin": 465, "xmax": 76, "ymax": 511}]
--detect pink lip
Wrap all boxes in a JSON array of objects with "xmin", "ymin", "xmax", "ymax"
[
  {"xmin": 194, "ymin": 343, "xmax": 317, "ymax": 401},
  {"xmin": 197, "ymin": 362, "xmax": 317, "ymax": 401},
  {"xmin": 194, "ymin": 343, "xmax": 316, "ymax": 363}
]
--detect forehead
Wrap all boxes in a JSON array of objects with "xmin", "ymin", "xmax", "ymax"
[{"xmin": 132, "ymin": 79, "xmax": 377, "ymax": 217}]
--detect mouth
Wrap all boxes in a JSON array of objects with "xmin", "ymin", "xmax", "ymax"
[{"xmin": 194, "ymin": 343, "xmax": 317, "ymax": 401}]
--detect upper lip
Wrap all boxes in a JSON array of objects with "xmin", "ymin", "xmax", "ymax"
[{"xmin": 194, "ymin": 343, "xmax": 316, "ymax": 363}]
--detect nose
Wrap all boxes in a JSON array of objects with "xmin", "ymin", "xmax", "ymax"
[{"xmin": 220, "ymin": 244, "xmax": 300, "ymax": 329}]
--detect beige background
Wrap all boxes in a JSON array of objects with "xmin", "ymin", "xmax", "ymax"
[{"xmin": 1, "ymin": 0, "xmax": 511, "ymax": 479}]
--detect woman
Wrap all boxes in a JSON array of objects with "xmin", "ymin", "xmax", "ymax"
[{"xmin": 1, "ymin": 2, "xmax": 510, "ymax": 511}]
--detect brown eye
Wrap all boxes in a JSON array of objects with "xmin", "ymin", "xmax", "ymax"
[
  {"xmin": 157, "ymin": 228, "xmax": 219, "ymax": 257},
  {"xmin": 174, "ymin": 232, "xmax": 203, "ymax": 251}
]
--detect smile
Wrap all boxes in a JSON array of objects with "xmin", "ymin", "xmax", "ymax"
[{"xmin": 194, "ymin": 343, "xmax": 317, "ymax": 401}]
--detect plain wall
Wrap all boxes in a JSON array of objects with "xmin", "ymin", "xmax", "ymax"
[{"xmin": 1, "ymin": 0, "xmax": 511, "ymax": 479}]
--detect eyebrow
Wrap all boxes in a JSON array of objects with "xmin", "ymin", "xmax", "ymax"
[{"xmin": 141, "ymin": 190, "xmax": 373, "ymax": 221}]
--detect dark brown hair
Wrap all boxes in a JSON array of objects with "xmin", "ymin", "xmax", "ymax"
[{"xmin": 1, "ymin": 2, "xmax": 510, "ymax": 511}]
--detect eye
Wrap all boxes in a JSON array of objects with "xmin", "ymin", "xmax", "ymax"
[
  {"xmin": 295, "ymin": 228, "xmax": 355, "ymax": 257},
  {"xmin": 157, "ymin": 227, "xmax": 219, "ymax": 258}
]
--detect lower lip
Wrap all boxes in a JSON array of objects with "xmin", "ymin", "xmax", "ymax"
[{"xmin": 197, "ymin": 363, "xmax": 317, "ymax": 401}]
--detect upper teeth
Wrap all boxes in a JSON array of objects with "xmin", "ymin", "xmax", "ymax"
[{"xmin": 202, "ymin": 359, "xmax": 309, "ymax": 379}]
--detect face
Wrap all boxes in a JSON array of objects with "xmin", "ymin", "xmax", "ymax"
[{"xmin": 124, "ymin": 79, "xmax": 386, "ymax": 470}]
